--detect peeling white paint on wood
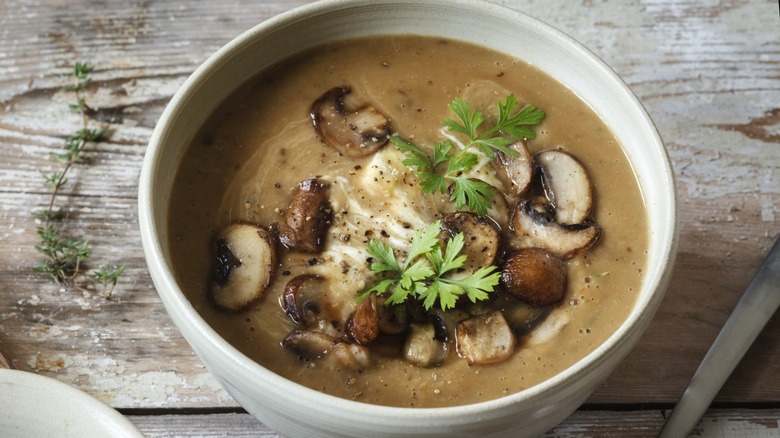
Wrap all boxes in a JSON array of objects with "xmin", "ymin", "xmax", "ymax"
[{"xmin": 26, "ymin": 353, "xmax": 233, "ymax": 407}]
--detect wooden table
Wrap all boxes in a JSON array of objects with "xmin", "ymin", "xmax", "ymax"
[{"xmin": 1, "ymin": 0, "xmax": 778, "ymax": 436}]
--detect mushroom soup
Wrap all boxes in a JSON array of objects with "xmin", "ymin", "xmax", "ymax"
[{"xmin": 168, "ymin": 35, "xmax": 648, "ymax": 407}]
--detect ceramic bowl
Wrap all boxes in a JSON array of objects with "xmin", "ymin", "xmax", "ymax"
[
  {"xmin": 139, "ymin": 0, "xmax": 678, "ymax": 436},
  {"xmin": 0, "ymin": 369, "xmax": 144, "ymax": 438}
]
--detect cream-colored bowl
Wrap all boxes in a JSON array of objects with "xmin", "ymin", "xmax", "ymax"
[
  {"xmin": 139, "ymin": 0, "xmax": 678, "ymax": 436},
  {"xmin": 0, "ymin": 369, "xmax": 144, "ymax": 438}
]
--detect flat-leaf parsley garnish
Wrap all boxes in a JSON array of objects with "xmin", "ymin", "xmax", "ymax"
[
  {"xmin": 390, "ymin": 94, "xmax": 545, "ymax": 216},
  {"xmin": 358, "ymin": 220, "xmax": 501, "ymax": 311}
]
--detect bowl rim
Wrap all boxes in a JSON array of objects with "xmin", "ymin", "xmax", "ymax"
[
  {"xmin": 0, "ymin": 369, "xmax": 145, "ymax": 438},
  {"xmin": 139, "ymin": 0, "xmax": 678, "ymax": 420}
]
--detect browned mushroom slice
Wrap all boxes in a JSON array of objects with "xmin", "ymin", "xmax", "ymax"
[
  {"xmin": 281, "ymin": 274, "xmax": 342, "ymax": 337},
  {"xmin": 279, "ymin": 178, "xmax": 332, "ymax": 253},
  {"xmin": 494, "ymin": 140, "xmax": 534, "ymax": 197},
  {"xmin": 311, "ymin": 86, "xmax": 391, "ymax": 157},
  {"xmin": 445, "ymin": 179, "xmax": 511, "ymax": 230},
  {"xmin": 347, "ymin": 294, "xmax": 379, "ymax": 345},
  {"xmin": 404, "ymin": 299, "xmax": 429, "ymax": 325},
  {"xmin": 210, "ymin": 223, "xmax": 277, "ymax": 311},
  {"xmin": 428, "ymin": 307, "xmax": 470, "ymax": 344},
  {"xmin": 440, "ymin": 211, "xmax": 502, "ymax": 278},
  {"xmin": 376, "ymin": 295, "xmax": 408, "ymax": 335},
  {"xmin": 281, "ymin": 274, "xmax": 326, "ymax": 326},
  {"xmin": 455, "ymin": 311, "xmax": 516, "ymax": 365},
  {"xmin": 511, "ymin": 199, "xmax": 601, "ymax": 260},
  {"xmin": 501, "ymin": 248, "xmax": 567, "ymax": 307},
  {"xmin": 535, "ymin": 149, "xmax": 593, "ymax": 225},
  {"xmin": 486, "ymin": 186, "xmax": 512, "ymax": 232},
  {"xmin": 403, "ymin": 323, "xmax": 448, "ymax": 368},
  {"xmin": 325, "ymin": 340, "xmax": 372, "ymax": 370},
  {"xmin": 492, "ymin": 294, "xmax": 551, "ymax": 334},
  {"xmin": 282, "ymin": 329, "xmax": 336, "ymax": 360}
]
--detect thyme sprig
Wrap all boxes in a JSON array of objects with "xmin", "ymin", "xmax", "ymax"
[{"xmin": 33, "ymin": 62, "xmax": 124, "ymax": 298}]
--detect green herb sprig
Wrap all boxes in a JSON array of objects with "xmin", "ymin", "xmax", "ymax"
[
  {"xmin": 33, "ymin": 62, "xmax": 125, "ymax": 298},
  {"xmin": 392, "ymin": 94, "xmax": 545, "ymax": 216},
  {"xmin": 358, "ymin": 221, "xmax": 501, "ymax": 311},
  {"xmin": 91, "ymin": 265, "xmax": 126, "ymax": 298}
]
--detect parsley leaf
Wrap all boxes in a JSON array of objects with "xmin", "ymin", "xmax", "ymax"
[
  {"xmin": 405, "ymin": 222, "xmax": 440, "ymax": 265},
  {"xmin": 391, "ymin": 136, "xmax": 433, "ymax": 171},
  {"xmin": 365, "ymin": 240, "xmax": 400, "ymax": 273},
  {"xmin": 449, "ymin": 178, "xmax": 494, "ymax": 216},
  {"xmin": 392, "ymin": 94, "xmax": 545, "ymax": 216},
  {"xmin": 442, "ymin": 266, "xmax": 501, "ymax": 303},
  {"xmin": 442, "ymin": 97, "xmax": 484, "ymax": 138},
  {"xmin": 359, "ymin": 221, "xmax": 501, "ymax": 311}
]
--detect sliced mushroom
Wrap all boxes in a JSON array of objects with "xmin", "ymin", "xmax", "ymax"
[
  {"xmin": 281, "ymin": 275, "xmax": 343, "ymax": 338},
  {"xmin": 445, "ymin": 179, "xmax": 511, "ymax": 230},
  {"xmin": 492, "ymin": 294, "xmax": 551, "ymax": 334},
  {"xmin": 428, "ymin": 307, "xmax": 470, "ymax": 343},
  {"xmin": 282, "ymin": 329, "xmax": 336, "ymax": 360},
  {"xmin": 535, "ymin": 149, "xmax": 593, "ymax": 225},
  {"xmin": 404, "ymin": 299, "xmax": 429, "ymax": 325},
  {"xmin": 494, "ymin": 140, "xmax": 534, "ymax": 197},
  {"xmin": 501, "ymin": 247, "xmax": 567, "ymax": 307},
  {"xmin": 347, "ymin": 294, "xmax": 379, "ymax": 345},
  {"xmin": 376, "ymin": 295, "xmax": 408, "ymax": 335},
  {"xmin": 429, "ymin": 311, "xmax": 450, "ymax": 343},
  {"xmin": 325, "ymin": 340, "xmax": 372, "ymax": 371},
  {"xmin": 279, "ymin": 178, "xmax": 332, "ymax": 253},
  {"xmin": 403, "ymin": 323, "xmax": 448, "ymax": 368},
  {"xmin": 486, "ymin": 187, "xmax": 512, "ymax": 232},
  {"xmin": 311, "ymin": 86, "xmax": 392, "ymax": 157},
  {"xmin": 455, "ymin": 310, "xmax": 516, "ymax": 365},
  {"xmin": 281, "ymin": 274, "xmax": 326, "ymax": 326},
  {"xmin": 440, "ymin": 212, "xmax": 502, "ymax": 278},
  {"xmin": 511, "ymin": 199, "xmax": 601, "ymax": 260},
  {"xmin": 210, "ymin": 223, "xmax": 277, "ymax": 311}
]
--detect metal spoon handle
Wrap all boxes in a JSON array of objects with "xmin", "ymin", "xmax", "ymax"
[{"xmin": 658, "ymin": 236, "xmax": 780, "ymax": 438}]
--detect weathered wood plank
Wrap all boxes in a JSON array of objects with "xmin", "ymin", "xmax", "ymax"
[
  {"xmin": 127, "ymin": 409, "xmax": 780, "ymax": 438},
  {"xmin": 0, "ymin": 191, "xmax": 236, "ymax": 408}
]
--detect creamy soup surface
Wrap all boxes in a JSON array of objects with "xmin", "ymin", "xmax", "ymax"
[{"xmin": 168, "ymin": 35, "xmax": 648, "ymax": 408}]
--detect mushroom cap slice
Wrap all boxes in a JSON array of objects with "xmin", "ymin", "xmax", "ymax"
[
  {"xmin": 428, "ymin": 307, "xmax": 470, "ymax": 344},
  {"xmin": 347, "ymin": 293, "xmax": 380, "ymax": 345},
  {"xmin": 494, "ymin": 140, "xmax": 534, "ymax": 197},
  {"xmin": 535, "ymin": 149, "xmax": 593, "ymax": 225},
  {"xmin": 311, "ymin": 86, "xmax": 391, "ymax": 157},
  {"xmin": 282, "ymin": 329, "xmax": 336, "ymax": 360},
  {"xmin": 445, "ymin": 179, "xmax": 511, "ymax": 231},
  {"xmin": 210, "ymin": 222, "xmax": 277, "ymax": 311},
  {"xmin": 376, "ymin": 295, "xmax": 408, "ymax": 335},
  {"xmin": 492, "ymin": 293, "xmax": 551, "ymax": 334},
  {"xmin": 404, "ymin": 323, "xmax": 448, "ymax": 368},
  {"xmin": 455, "ymin": 311, "xmax": 516, "ymax": 365},
  {"xmin": 325, "ymin": 341, "xmax": 372, "ymax": 371},
  {"xmin": 281, "ymin": 274, "xmax": 328, "ymax": 326},
  {"xmin": 440, "ymin": 211, "xmax": 502, "ymax": 278},
  {"xmin": 279, "ymin": 178, "xmax": 333, "ymax": 253},
  {"xmin": 511, "ymin": 199, "xmax": 601, "ymax": 260},
  {"xmin": 501, "ymin": 247, "xmax": 567, "ymax": 307}
]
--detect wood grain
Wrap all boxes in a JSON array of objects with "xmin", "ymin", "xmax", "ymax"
[
  {"xmin": 0, "ymin": 0, "xmax": 778, "ymax": 435},
  {"xmin": 0, "ymin": 349, "xmax": 12, "ymax": 369},
  {"xmin": 127, "ymin": 409, "xmax": 780, "ymax": 438}
]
